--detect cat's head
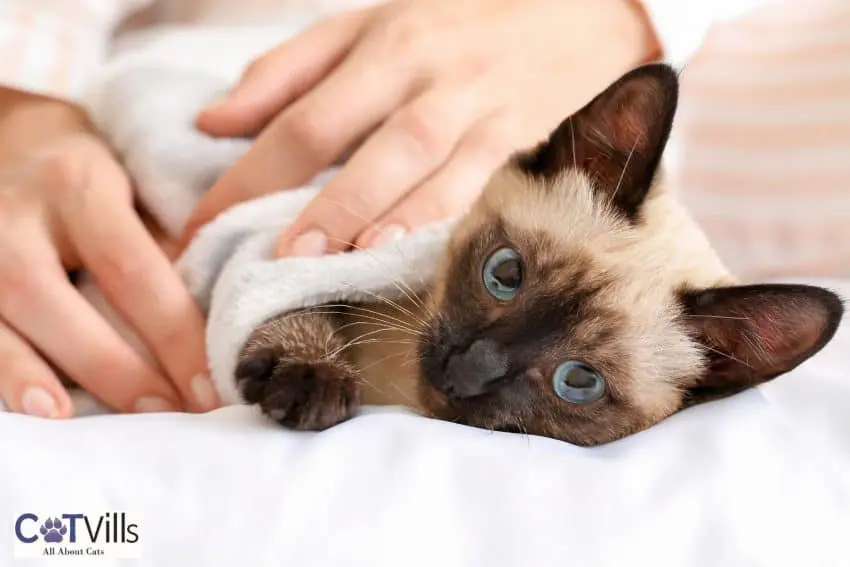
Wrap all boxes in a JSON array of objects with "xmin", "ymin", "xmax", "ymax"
[{"xmin": 417, "ymin": 63, "xmax": 844, "ymax": 446}]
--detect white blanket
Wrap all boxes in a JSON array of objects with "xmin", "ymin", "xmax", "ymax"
[
  {"xmin": 1, "ymin": 279, "xmax": 849, "ymax": 566},
  {"xmin": 1, "ymin": 24, "xmax": 849, "ymax": 567}
]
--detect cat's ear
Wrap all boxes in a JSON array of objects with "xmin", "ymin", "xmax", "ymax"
[
  {"xmin": 515, "ymin": 63, "xmax": 678, "ymax": 221},
  {"xmin": 679, "ymin": 284, "xmax": 844, "ymax": 405}
]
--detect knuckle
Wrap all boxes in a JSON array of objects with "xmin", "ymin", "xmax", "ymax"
[
  {"xmin": 90, "ymin": 249, "xmax": 147, "ymax": 291},
  {"xmin": 39, "ymin": 150, "xmax": 86, "ymax": 191},
  {"xmin": 155, "ymin": 323, "xmax": 186, "ymax": 352},
  {"xmin": 456, "ymin": 54, "xmax": 495, "ymax": 81},
  {"xmin": 39, "ymin": 141, "xmax": 129, "ymax": 207},
  {"xmin": 0, "ymin": 248, "xmax": 39, "ymax": 305},
  {"xmin": 0, "ymin": 191, "xmax": 23, "ymax": 225},
  {"xmin": 283, "ymin": 106, "xmax": 336, "ymax": 159},
  {"xmin": 370, "ymin": 14, "xmax": 432, "ymax": 67},
  {"xmin": 378, "ymin": 17, "xmax": 429, "ymax": 62},
  {"xmin": 38, "ymin": 138, "xmax": 105, "ymax": 189},
  {"xmin": 149, "ymin": 318, "xmax": 203, "ymax": 369},
  {"xmin": 391, "ymin": 104, "xmax": 448, "ymax": 159},
  {"xmin": 2, "ymin": 360, "xmax": 40, "ymax": 387}
]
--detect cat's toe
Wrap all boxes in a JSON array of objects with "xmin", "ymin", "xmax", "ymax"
[
  {"xmin": 271, "ymin": 361, "xmax": 361, "ymax": 431},
  {"xmin": 237, "ymin": 353, "xmax": 361, "ymax": 431},
  {"xmin": 235, "ymin": 348, "xmax": 278, "ymax": 404}
]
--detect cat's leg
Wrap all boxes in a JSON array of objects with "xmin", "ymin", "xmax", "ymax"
[{"xmin": 235, "ymin": 307, "xmax": 361, "ymax": 430}]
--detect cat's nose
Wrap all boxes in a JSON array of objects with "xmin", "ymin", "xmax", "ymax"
[{"xmin": 443, "ymin": 339, "xmax": 509, "ymax": 398}]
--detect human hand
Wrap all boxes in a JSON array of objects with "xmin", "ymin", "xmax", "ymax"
[
  {"xmin": 0, "ymin": 88, "xmax": 219, "ymax": 417},
  {"xmin": 186, "ymin": 0, "xmax": 658, "ymax": 255}
]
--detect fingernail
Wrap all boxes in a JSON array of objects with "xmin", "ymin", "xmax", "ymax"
[
  {"xmin": 284, "ymin": 229, "xmax": 328, "ymax": 257},
  {"xmin": 190, "ymin": 374, "xmax": 221, "ymax": 412},
  {"xmin": 21, "ymin": 387, "xmax": 58, "ymax": 418},
  {"xmin": 134, "ymin": 396, "xmax": 175, "ymax": 414},
  {"xmin": 367, "ymin": 224, "xmax": 407, "ymax": 248}
]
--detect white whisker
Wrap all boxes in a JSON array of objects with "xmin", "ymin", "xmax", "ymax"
[
  {"xmin": 324, "ymin": 234, "xmax": 430, "ymax": 315},
  {"xmin": 702, "ymin": 344, "xmax": 754, "ymax": 370},
  {"xmin": 358, "ymin": 351, "xmax": 409, "ymax": 373},
  {"xmin": 326, "ymin": 328, "xmax": 402, "ymax": 359},
  {"xmin": 569, "ymin": 117, "xmax": 577, "ymax": 170},
  {"xmin": 608, "ymin": 132, "xmax": 643, "ymax": 209},
  {"xmin": 340, "ymin": 280, "xmax": 430, "ymax": 330},
  {"xmin": 335, "ymin": 320, "xmax": 422, "ymax": 339},
  {"xmin": 686, "ymin": 314, "xmax": 751, "ymax": 321},
  {"xmin": 388, "ymin": 382, "xmax": 418, "ymax": 407},
  {"xmin": 338, "ymin": 309, "xmax": 422, "ymax": 336},
  {"xmin": 342, "ymin": 304, "xmax": 423, "ymax": 332},
  {"xmin": 315, "ymin": 195, "xmax": 438, "ymax": 318},
  {"xmin": 280, "ymin": 304, "xmax": 422, "ymax": 336}
]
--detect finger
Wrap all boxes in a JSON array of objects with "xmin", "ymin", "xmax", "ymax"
[
  {"xmin": 182, "ymin": 46, "xmax": 417, "ymax": 246},
  {"xmin": 275, "ymin": 84, "xmax": 490, "ymax": 257},
  {"xmin": 196, "ymin": 9, "xmax": 370, "ymax": 137},
  {"xmin": 60, "ymin": 179, "xmax": 219, "ymax": 413},
  {"xmin": 356, "ymin": 113, "xmax": 517, "ymax": 248},
  {"xmin": 0, "ymin": 318, "xmax": 73, "ymax": 418},
  {"xmin": 0, "ymin": 240, "xmax": 182, "ymax": 414}
]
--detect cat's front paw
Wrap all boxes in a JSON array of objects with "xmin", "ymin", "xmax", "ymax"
[{"xmin": 235, "ymin": 349, "xmax": 361, "ymax": 431}]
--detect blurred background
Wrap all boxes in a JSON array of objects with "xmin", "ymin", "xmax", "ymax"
[{"xmin": 674, "ymin": 0, "xmax": 850, "ymax": 281}]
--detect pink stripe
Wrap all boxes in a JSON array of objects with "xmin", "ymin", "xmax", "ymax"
[{"xmin": 681, "ymin": 169, "xmax": 850, "ymax": 196}]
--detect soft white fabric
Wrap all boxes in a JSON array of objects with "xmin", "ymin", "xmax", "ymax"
[
  {"xmin": 1, "ymin": 278, "xmax": 848, "ymax": 567},
  {"xmin": 81, "ymin": 25, "xmax": 454, "ymax": 403}
]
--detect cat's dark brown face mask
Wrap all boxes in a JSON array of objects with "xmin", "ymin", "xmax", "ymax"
[{"xmin": 416, "ymin": 64, "xmax": 844, "ymax": 446}]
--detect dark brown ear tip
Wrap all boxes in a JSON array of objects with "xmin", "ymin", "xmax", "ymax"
[
  {"xmin": 615, "ymin": 62, "xmax": 680, "ymax": 92},
  {"xmin": 626, "ymin": 62, "xmax": 679, "ymax": 78},
  {"xmin": 804, "ymin": 285, "xmax": 845, "ymax": 341},
  {"xmin": 783, "ymin": 284, "xmax": 845, "ymax": 363},
  {"xmin": 762, "ymin": 283, "xmax": 844, "ymax": 319}
]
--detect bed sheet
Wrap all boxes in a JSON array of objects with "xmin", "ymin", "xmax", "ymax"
[{"xmin": 1, "ymin": 280, "xmax": 848, "ymax": 566}]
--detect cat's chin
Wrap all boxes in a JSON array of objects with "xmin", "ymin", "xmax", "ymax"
[
  {"xmin": 417, "ymin": 381, "xmax": 526, "ymax": 435},
  {"xmin": 492, "ymin": 424, "xmax": 524, "ymax": 434}
]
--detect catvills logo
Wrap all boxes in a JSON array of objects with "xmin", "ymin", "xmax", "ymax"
[{"xmin": 13, "ymin": 512, "xmax": 140, "ymax": 559}]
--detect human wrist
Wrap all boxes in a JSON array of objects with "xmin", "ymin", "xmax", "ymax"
[{"xmin": 0, "ymin": 87, "xmax": 95, "ymax": 163}]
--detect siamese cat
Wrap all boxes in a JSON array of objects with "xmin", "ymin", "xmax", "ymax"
[{"xmin": 235, "ymin": 63, "xmax": 844, "ymax": 447}]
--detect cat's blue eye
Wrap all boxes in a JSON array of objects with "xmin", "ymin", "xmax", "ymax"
[
  {"xmin": 482, "ymin": 247, "xmax": 523, "ymax": 301},
  {"xmin": 552, "ymin": 361, "xmax": 605, "ymax": 404}
]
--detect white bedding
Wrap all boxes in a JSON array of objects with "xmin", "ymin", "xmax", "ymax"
[{"xmin": 2, "ymin": 278, "xmax": 848, "ymax": 566}]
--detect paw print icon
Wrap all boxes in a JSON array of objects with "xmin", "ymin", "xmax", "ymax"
[{"xmin": 39, "ymin": 518, "xmax": 67, "ymax": 543}]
